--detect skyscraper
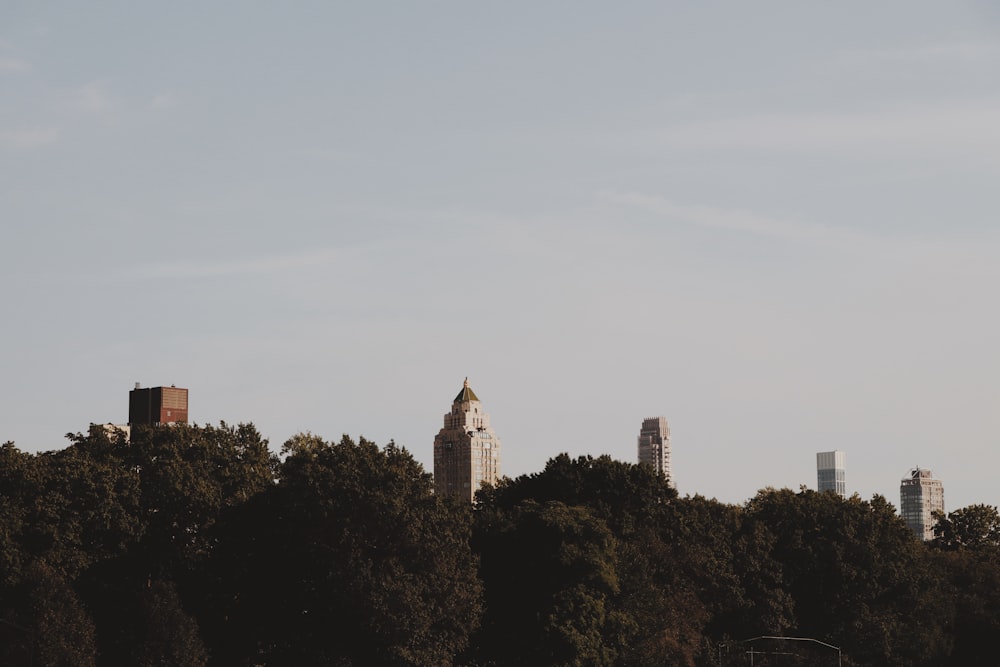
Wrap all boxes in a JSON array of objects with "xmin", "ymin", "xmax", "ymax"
[
  {"xmin": 128, "ymin": 383, "xmax": 189, "ymax": 426},
  {"xmin": 816, "ymin": 450, "xmax": 846, "ymax": 497},
  {"xmin": 637, "ymin": 416, "xmax": 673, "ymax": 487},
  {"xmin": 900, "ymin": 467, "xmax": 945, "ymax": 541},
  {"xmin": 433, "ymin": 378, "xmax": 502, "ymax": 502}
]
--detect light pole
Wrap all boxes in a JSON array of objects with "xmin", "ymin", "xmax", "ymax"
[{"xmin": 743, "ymin": 636, "xmax": 841, "ymax": 667}]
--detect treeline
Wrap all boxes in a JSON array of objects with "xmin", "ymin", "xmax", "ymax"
[{"xmin": 0, "ymin": 424, "xmax": 997, "ymax": 666}]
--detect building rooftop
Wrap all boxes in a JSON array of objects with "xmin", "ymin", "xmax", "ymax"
[{"xmin": 453, "ymin": 377, "xmax": 480, "ymax": 403}]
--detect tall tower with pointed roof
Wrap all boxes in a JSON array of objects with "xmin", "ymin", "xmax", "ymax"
[{"xmin": 433, "ymin": 378, "xmax": 502, "ymax": 502}]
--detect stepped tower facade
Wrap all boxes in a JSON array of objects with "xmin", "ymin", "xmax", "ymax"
[{"xmin": 433, "ymin": 378, "xmax": 501, "ymax": 502}]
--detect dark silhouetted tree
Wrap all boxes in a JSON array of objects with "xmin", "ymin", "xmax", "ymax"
[
  {"xmin": 742, "ymin": 488, "xmax": 950, "ymax": 666},
  {"xmin": 134, "ymin": 580, "xmax": 208, "ymax": 667},
  {"xmin": 205, "ymin": 434, "xmax": 482, "ymax": 667},
  {"xmin": 933, "ymin": 504, "xmax": 1000, "ymax": 551},
  {"xmin": 472, "ymin": 500, "xmax": 628, "ymax": 667},
  {"xmin": 22, "ymin": 560, "xmax": 98, "ymax": 667}
]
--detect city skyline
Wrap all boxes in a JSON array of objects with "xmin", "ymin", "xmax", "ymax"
[
  {"xmin": 13, "ymin": 378, "xmax": 968, "ymax": 515},
  {"xmin": 3, "ymin": 3, "xmax": 999, "ymax": 510}
]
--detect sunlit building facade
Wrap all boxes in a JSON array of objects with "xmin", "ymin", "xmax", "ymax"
[
  {"xmin": 637, "ymin": 416, "xmax": 674, "ymax": 487},
  {"xmin": 128, "ymin": 384, "xmax": 189, "ymax": 426},
  {"xmin": 433, "ymin": 378, "xmax": 502, "ymax": 502},
  {"xmin": 900, "ymin": 467, "xmax": 945, "ymax": 541},
  {"xmin": 816, "ymin": 450, "xmax": 846, "ymax": 497}
]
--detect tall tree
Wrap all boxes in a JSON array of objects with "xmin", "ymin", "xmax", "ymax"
[
  {"xmin": 0, "ymin": 442, "xmax": 32, "ymax": 589},
  {"xmin": 480, "ymin": 453, "xmax": 677, "ymax": 537},
  {"xmin": 474, "ymin": 454, "xmax": 724, "ymax": 666},
  {"xmin": 932, "ymin": 547, "xmax": 1000, "ymax": 665},
  {"xmin": 472, "ymin": 500, "xmax": 627, "ymax": 667},
  {"xmin": 21, "ymin": 560, "xmax": 98, "ymax": 667},
  {"xmin": 64, "ymin": 422, "xmax": 274, "ymax": 665},
  {"xmin": 742, "ymin": 488, "xmax": 949, "ymax": 665},
  {"xmin": 134, "ymin": 580, "xmax": 209, "ymax": 667},
  {"xmin": 933, "ymin": 505, "xmax": 1000, "ymax": 551},
  {"xmin": 122, "ymin": 421, "xmax": 276, "ymax": 574},
  {"xmin": 928, "ymin": 507, "xmax": 1000, "ymax": 665},
  {"xmin": 205, "ymin": 434, "xmax": 482, "ymax": 666}
]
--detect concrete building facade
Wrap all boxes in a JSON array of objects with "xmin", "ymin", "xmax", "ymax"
[
  {"xmin": 637, "ymin": 416, "xmax": 674, "ymax": 487},
  {"xmin": 433, "ymin": 378, "xmax": 502, "ymax": 502},
  {"xmin": 900, "ymin": 467, "xmax": 945, "ymax": 541},
  {"xmin": 101, "ymin": 423, "xmax": 132, "ymax": 442},
  {"xmin": 816, "ymin": 450, "xmax": 846, "ymax": 497}
]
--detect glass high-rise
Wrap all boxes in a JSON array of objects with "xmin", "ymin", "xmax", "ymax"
[
  {"xmin": 816, "ymin": 450, "xmax": 846, "ymax": 497},
  {"xmin": 900, "ymin": 467, "xmax": 944, "ymax": 541}
]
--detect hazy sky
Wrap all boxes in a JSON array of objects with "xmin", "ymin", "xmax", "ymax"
[{"xmin": 3, "ymin": 2, "xmax": 999, "ymax": 510}]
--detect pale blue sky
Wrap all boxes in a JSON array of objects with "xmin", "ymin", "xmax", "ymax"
[{"xmin": 3, "ymin": 2, "xmax": 999, "ymax": 510}]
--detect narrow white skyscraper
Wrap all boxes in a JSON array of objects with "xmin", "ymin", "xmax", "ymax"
[
  {"xmin": 816, "ymin": 450, "xmax": 846, "ymax": 497},
  {"xmin": 637, "ymin": 417, "xmax": 673, "ymax": 487}
]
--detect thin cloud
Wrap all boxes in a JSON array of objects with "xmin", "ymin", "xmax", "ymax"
[
  {"xmin": 0, "ymin": 127, "xmax": 58, "ymax": 148},
  {"xmin": 838, "ymin": 40, "xmax": 1000, "ymax": 65},
  {"xmin": 0, "ymin": 57, "xmax": 28, "ymax": 72},
  {"xmin": 601, "ymin": 191, "xmax": 867, "ymax": 247},
  {"xmin": 131, "ymin": 248, "xmax": 344, "ymax": 280},
  {"xmin": 150, "ymin": 93, "xmax": 174, "ymax": 109},
  {"xmin": 75, "ymin": 81, "xmax": 115, "ymax": 113},
  {"xmin": 654, "ymin": 102, "xmax": 1000, "ymax": 156},
  {"xmin": 602, "ymin": 193, "xmax": 1000, "ymax": 275}
]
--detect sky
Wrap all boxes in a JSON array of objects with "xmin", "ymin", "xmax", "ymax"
[{"xmin": 2, "ymin": 2, "xmax": 999, "ymax": 511}]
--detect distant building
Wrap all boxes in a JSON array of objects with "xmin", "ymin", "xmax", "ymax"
[
  {"xmin": 900, "ymin": 467, "xmax": 945, "ymax": 541},
  {"xmin": 816, "ymin": 450, "xmax": 846, "ymax": 497},
  {"xmin": 433, "ymin": 378, "xmax": 502, "ymax": 502},
  {"xmin": 101, "ymin": 423, "xmax": 131, "ymax": 442},
  {"xmin": 637, "ymin": 416, "xmax": 673, "ymax": 487},
  {"xmin": 128, "ymin": 384, "xmax": 189, "ymax": 426}
]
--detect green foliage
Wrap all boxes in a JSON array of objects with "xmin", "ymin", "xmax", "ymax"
[
  {"xmin": 0, "ymin": 442, "xmax": 33, "ymax": 588},
  {"xmin": 929, "ymin": 505, "xmax": 1000, "ymax": 663},
  {"xmin": 933, "ymin": 504, "xmax": 1000, "ymax": 551},
  {"xmin": 123, "ymin": 422, "xmax": 277, "ymax": 572},
  {"xmin": 0, "ymin": 432, "xmax": 143, "ymax": 584},
  {"xmin": 134, "ymin": 580, "xmax": 209, "ymax": 667},
  {"xmin": 206, "ymin": 434, "xmax": 482, "ymax": 667},
  {"xmin": 474, "ymin": 455, "xmax": 721, "ymax": 666},
  {"xmin": 930, "ymin": 547, "xmax": 1000, "ymax": 665},
  {"xmin": 472, "ymin": 500, "xmax": 627, "ymax": 667},
  {"xmin": 742, "ymin": 488, "xmax": 949, "ymax": 666},
  {"xmin": 6, "ymin": 426, "xmax": 1000, "ymax": 666},
  {"xmin": 480, "ymin": 453, "xmax": 677, "ymax": 536},
  {"xmin": 50, "ymin": 422, "xmax": 271, "ymax": 665},
  {"xmin": 22, "ymin": 560, "xmax": 98, "ymax": 667}
]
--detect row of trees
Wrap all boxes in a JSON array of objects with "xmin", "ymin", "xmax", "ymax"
[{"xmin": 0, "ymin": 423, "xmax": 998, "ymax": 666}]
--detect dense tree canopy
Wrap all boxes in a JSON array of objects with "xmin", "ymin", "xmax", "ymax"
[
  {"xmin": 933, "ymin": 504, "xmax": 1000, "ymax": 551},
  {"xmin": 0, "ymin": 428, "xmax": 998, "ymax": 666},
  {"xmin": 204, "ymin": 434, "xmax": 482, "ymax": 666},
  {"xmin": 741, "ymin": 488, "xmax": 949, "ymax": 665}
]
